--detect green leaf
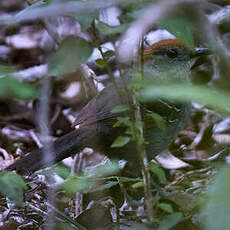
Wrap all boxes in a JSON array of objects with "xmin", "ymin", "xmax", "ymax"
[
  {"xmin": 60, "ymin": 176, "xmax": 95, "ymax": 196},
  {"xmin": 158, "ymin": 212, "xmax": 182, "ymax": 230},
  {"xmin": 60, "ymin": 223, "xmax": 76, "ymax": 230},
  {"xmin": 95, "ymin": 58, "xmax": 106, "ymax": 68},
  {"xmin": 0, "ymin": 172, "xmax": 27, "ymax": 206},
  {"xmin": 132, "ymin": 181, "xmax": 145, "ymax": 188},
  {"xmin": 111, "ymin": 105, "xmax": 130, "ymax": 113},
  {"xmin": 158, "ymin": 203, "xmax": 174, "ymax": 214},
  {"xmin": 117, "ymin": 117, "xmax": 131, "ymax": 126},
  {"xmin": 97, "ymin": 21, "xmax": 127, "ymax": 36},
  {"xmin": 111, "ymin": 136, "xmax": 130, "ymax": 148},
  {"xmin": 74, "ymin": 10, "xmax": 98, "ymax": 30},
  {"xmin": 104, "ymin": 50, "xmax": 115, "ymax": 60},
  {"xmin": 0, "ymin": 62, "xmax": 14, "ymax": 74},
  {"xmin": 84, "ymin": 160, "xmax": 120, "ymax": 177},
  {"xmin": 148, "ymin": 162, "xmax": 166, "ymax": 184},
  {"xmin": 135, "ymin": 120, "xmax": 143, "ymax": 134},
  {"xmin": 122, "ymin": 223, "xmax": 149, "ymax": 230},
  {"xmin": 48, "ymin": 36, "xmax": 93, "ymax": 77},
  {"xmin": 15, "ymin": 0, "xmax": 51, "ymax": 22},
  {"xmin": 201, "ymin": 166, "xmax": 230, "ymax": 230},
  {"xmin": 147, "ymin": 112, "xmax": 166, "ymax": 131},
  {"xmin": 159, "ymin": 15, "xmax": 194, "ymax": 49},
  {"xmin": 91, "ymin": 181, "xmax": 119, "ymax": 192},
  {"xmin": 139, "ymin": 84, "xmax": 230, "ymax": 114},
  {"xmin": 0, "ymin": 76, "xmax": 37, "ymax": 100},
  {"xmin": 116, "ymin": 177, "xmax": 142, "ymax": 183},
  {"xmin": 41, "ymin": 164, "xmax": 71, "ymax": 179}
]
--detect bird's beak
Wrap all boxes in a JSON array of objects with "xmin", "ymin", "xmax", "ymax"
[
  {"xmin": 190, "ymin": 47, "xmax": 211, "ymax": 58},
  {"xmin": 190, "ymin": 47, "xmax": 211, "ymax": 69}
]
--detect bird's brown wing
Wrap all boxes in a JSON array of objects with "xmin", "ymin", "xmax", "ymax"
[{"xmin": 73, "ymin": 83, "xmax": 131, "ymax": 127}]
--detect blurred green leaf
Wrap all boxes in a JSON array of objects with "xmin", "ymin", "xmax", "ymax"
[
  {"xmin": 95, "ymin": 58, "xmax": 106, "ymax": 67},
  {"xmin": 117, "ymin": 117, "xmax": 131, "ymax": 126},
  {"xmin": 0, "ymin": 76, "xmax": 37, "ymax": 100},
  {"xmin": 48, "ymin": 36, "xmax": 93, "ymax": 77},
  {"xmin": 37, "ymin": 164, "xmax": 71, "ymax": 178},
  {"xmin": 104, "ymin": 50, "xmax": 115, "ymax": 60},
  {"xmin": 91, "ymin": 181, "xmax": 119, "ymax": 192},
  {"xmin": 60, "ymin": 176, "xmax": 95, "ymax": 195},
  {"xmin": 113, "ymin": 116, "xmax": 131, "ymax": 128},
  {"xmin": 132, "ymin": 181, "xmax": 145, "ymax": 188},
  {"xmin": 139, "ymin": 84, "xmax": 230, "ymax": 114},
  {"xmin": 158, "ymin": 203, "xmax": 174, "ymax": 214},
  {"xmin": 122, "ymin": 223, "xmax": 149, "ymax": 230},
  {"xmin": 167, "ymin": 192, "xmax": 198, "ymax": 212},
  {"xmin": 201, "ymin": 166, "xmax": 230, "ymax": 230},
  {"xmin": 158, "ymin": 212, "xmax": 182, "ymax": 230},
  {"xmin": 84, "ymin": 160, "xmax": 120, "ymax": 177},
  {"xmin": 0, "ymin": 62, "xmax": 14, "ymax": 74},
  {"xmin": 15, "ymin": 0, "xmax": 50, "ymax": 21},
  {"xmin": 159, "ymin": 15, "xmax": 194, "ymax": 49},
  {"xmin": 148, "ymin": 162, "xmax": 166, "ymax": 184},
  {"xmin": 135, "ymin": 120, "xmax": 143, "ymax": 134},
  {"xmin": 111, "ymin": 105, "xmax": 130, "ymax": 113},
  {"xmin": 116, "ymin": 177, "xmax": 142, "ymax": 183},
  {"xmin": 111, "ymin": 136, "xmax": 130, "ymax": 148},
  {"xmin": 147, "ymin": 111, "xmax": 166, "ymax": 131},
  {"xmin": 0, "ymin": 172, "xmax": 27, "ymax": 206},
  {"xmin": 60, "ymin": 223, "xmax": 76, "ymax": 230},
  {"xmin": 74, "ymin": 10, "xmax": 98, "ymax": 30},
  {"xmin": 97, "ymin": 21, "xmax": 127, "ymax": 36}
]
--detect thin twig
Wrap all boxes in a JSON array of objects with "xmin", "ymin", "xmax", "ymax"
[
  {"xmin": 91, "ymin": 20, "xmax": 124, "ymax": 101},
  {"xmin": 132, "ymin": 96, "xmax": 154, "ymax": 223}
]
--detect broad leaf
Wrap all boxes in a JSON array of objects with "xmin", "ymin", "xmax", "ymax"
[
  {"xmin": 158, "ymin": 212, "xmax": 182, "ymax": 230},
  {"xmin": 0, "ymin": 172, "xmax": 27, "ymax": 206},
  {"xmin": 159, "ymin": 15, "xmax": 194, "ymax": 49},
  {"xmin": 111, "ymin": 105, "xmax": 130, "ymax": 113},
  {"xmin": 111, "ymin": 136, "xmax": 130, "ymax": 148},
  {"xmin": 149, "ymin": 162, "xmax": 166, "ymax": 184},
  {"xmin": 139, "ymin": 84, "xmax": 230, "ymax": 114},
  {"xmin": 0, "ymin": 76, "xmax": 37, "ymax": 100},
  {"xmin": 158, "ymin": 203, "xmax": 174, "ymax": 214},
  {"xmin": 48, "ymin": 36, "xmax": 93, "ymax": 77}
]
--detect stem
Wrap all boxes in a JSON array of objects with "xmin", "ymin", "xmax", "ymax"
[
  {"xmin": 132, "ymin": 96, "xmax": 154, "ymax": 223},
  {"xmin": 91, "ymin": 20, "xmax": 123, "ymax": 101}
]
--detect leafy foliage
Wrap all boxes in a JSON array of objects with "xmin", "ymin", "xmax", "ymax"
[
  {"xmin": 0, "ymin": 172, "xmax": 27, "ymax": 206},
  {"xmin": 48, "ymin": 36, "xmax": 93, "ymax": 76},
  {"xmin": 111, "ymin": 135, "xmax": 131, "ymax": 148},
  {"xmin": 201, "ymin": 166, "xmax": 230, "ymax": 230},
  {"xmin": 139, "ymin": 84, "xmax": 230, "ymax": 114},
  {"xmin": 0, "ymin": 76, "xmax": 37, "ymax": 100},
  {"xmin": 159, "ymin": 15, "xmax": 194, "ymax": 49}
]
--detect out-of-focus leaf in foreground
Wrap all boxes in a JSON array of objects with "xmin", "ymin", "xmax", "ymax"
[
  {"xmin": 48, "ymin": 36, "xmax": 93, "ymax": 77},
  {"xmin": 201, "ymin": 166, "xmax": 230, "ymax": 230},
  {"xmin": 158, "ymin": 212, "xmax": 182, "ymax": 230},
  {"xmin": 139, "ymin": 84, "xmax": 230, "ymax": 114},
  {"xmin": 0, "ymin": 172, "xmax": 28, "ymax": 206},
  {"xmin": 74, "ymin": 10, "xmax": 98, "ymax": 30},
  {"xmin": 159, "ymin": 15, "xmax": 194, "ymax": 49},
  {"xmin": 0, "ymin": 76, "xmax": 37, "ymax": 100},
  {"xmin": 0, "ymin": 62, "xmax": 14, "ymax": 74},
  {"xmin": 15, "ymin": 0, "xmax": 50, "ymax": 22}
]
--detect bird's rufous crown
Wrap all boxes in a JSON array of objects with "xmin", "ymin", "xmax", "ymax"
[{"xmin": 144, "ymin": 39, "xmax": 188, "ymax": 56}]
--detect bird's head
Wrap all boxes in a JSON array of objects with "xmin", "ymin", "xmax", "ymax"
[{"xmin": 142, "ymin": 39, "xmax": 209, "ymax": 83}]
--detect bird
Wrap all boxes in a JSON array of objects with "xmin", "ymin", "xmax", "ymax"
[{"xmin": 4, "ymin": 38, "xmax": 208, "ymax": 175}]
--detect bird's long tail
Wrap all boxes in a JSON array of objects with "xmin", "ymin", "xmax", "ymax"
[{"xmin": 5, "ymin": 127, "xmax": 94, "ymax": 175}]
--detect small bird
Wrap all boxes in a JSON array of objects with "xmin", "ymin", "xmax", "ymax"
[{"xmin": 5, "ymin": 39, "xmax": 208, "ymax": 175}]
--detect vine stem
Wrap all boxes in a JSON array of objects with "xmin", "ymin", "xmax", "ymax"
[{"xmin": 132, "ymin": 96, "xmax": 154, "ymax": 223}]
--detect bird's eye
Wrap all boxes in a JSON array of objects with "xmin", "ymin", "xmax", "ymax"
[{"xmin": 166, "ymin": 49, "xmax": 178, "ymax": 59}]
